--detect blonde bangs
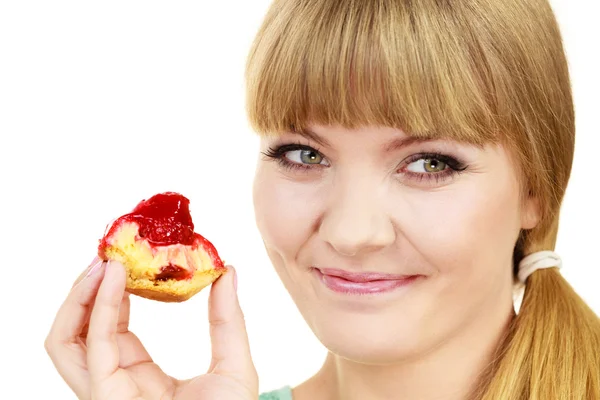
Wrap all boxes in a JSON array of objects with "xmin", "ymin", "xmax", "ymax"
[
  {"xmin": 244, "ymin": 2, "xmax": 600, "ymax": 399},
  {"xmin": 245, "ymin": 0, "xmax": 510, "ymax": 144}
]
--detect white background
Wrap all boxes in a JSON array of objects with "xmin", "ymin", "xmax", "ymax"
[{"xmin": 0, "ymin": 1, "xmax": 598, "ymax": 398}]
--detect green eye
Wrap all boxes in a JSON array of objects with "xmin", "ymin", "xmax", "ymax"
[
  {"xmin": 406, "ymin": 158, "xmax": 448, "ymax": 173},
  {"xmin": 299, "ymin": 149, "xmax": 323, "ymax": 164},
  {"xmin": 423, "ymin": 158, "xmax": 447, "ymax": 172}
]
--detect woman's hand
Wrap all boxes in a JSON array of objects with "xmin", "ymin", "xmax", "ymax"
[{"xmin": 45, "ymin": 258, "xmax": 258, "ymax": 400}]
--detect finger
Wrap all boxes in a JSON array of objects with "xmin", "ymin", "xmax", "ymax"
[
  {"xmin": 45, "ymin": 258, "xmax": 107, "ymax": 398},
  {"xmin": 207, "ymin": 266, "xmax": 257, "ymax": 384},
  {"xmin": 80, "ymin": 291, "xmax": 153, "ymax": 370},
  {"xmin": 86, "ymin": 260, "xmax": 127, "ymax": 384},
  {"xmin": 114, "ymin": 294, "xmax": 153, "ymax": 369},
  {"xmin": 46, "ymin": 257, "xmax": 106, "ymax": 348},
  {"xmin": 72, "ymin": 256, "xmax": 103, "ymax": 288},
  {"xmin": 79, "ymin": 292, "xmax": 127, "ymax": 342},
  {"xmin": 81, "ymin": 269, "xmax": 152, "ymax": 370}
]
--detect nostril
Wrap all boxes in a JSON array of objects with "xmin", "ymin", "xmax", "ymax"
[
  {"xmin": 332, "ymin": 244, "xmax": 358, "ymax": 257},
  {"xmin": 321, "ymin": 222, "xmax": 397, "ymax": 257}
]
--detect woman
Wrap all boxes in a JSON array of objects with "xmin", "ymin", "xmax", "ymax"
[{"xmin": 45, "ymin": 0, "xmax": 600, "ymax": 399}]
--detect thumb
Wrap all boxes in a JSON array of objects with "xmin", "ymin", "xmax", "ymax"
[{"xmin": 207, "ymin": 266, "xmax": 257, "ymax": 384}]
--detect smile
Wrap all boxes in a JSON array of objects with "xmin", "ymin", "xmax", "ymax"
[{"xmin": 314, "ymin": 268, "xmax": 421, "ymax": 295}]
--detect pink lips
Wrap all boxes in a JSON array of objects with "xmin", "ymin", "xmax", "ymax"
[{"xmin": 315, "ymin": 268, "xmax": 420, "ymax": 295}]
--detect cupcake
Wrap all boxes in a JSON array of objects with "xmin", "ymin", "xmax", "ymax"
[{"xmin": 98, "ymin": 192, "xmax": 226, "ymax": 302}]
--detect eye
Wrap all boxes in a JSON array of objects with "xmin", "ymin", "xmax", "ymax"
[
  {"xmin": 398, "ymin": 152, "xmax": 468, "ymax": 184},
  {"xmin": 262, "ymin": 143, "xmax": 330, "ymax": 171},
  {"xmin": 406, "ymin": 158, "xmax": 448, "ymax": 173},
  {"xmin": 285, "ymin": 149, "xmax": 326, "ymax": 165}
]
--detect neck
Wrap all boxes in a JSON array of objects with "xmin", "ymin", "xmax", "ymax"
[{"xmin": 298, "ymin": 298, "xmax": 515, "ymax": 400}]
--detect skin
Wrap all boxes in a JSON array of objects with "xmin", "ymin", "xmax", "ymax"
[
  {"xmin": 45, "ymin": 259, "xmax": 258, "ymax": 400},
  {"xmin": 47, "ymin": 122, "xmax": 539, "ymax": 400},
  {"xmin": 253, "ymin": 124, "xmax": 540, "ymax": 400}
]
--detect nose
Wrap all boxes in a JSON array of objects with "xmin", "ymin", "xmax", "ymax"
[{"xmin": 318, "ymin": 177, "xmax": 396, "ymax": 257}]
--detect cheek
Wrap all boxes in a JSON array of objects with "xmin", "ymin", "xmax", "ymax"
[
  {"xmin": 252, "ymin": 165, "xmax": 322, "ymax": 262},
  {"xmin": 395, "ymin": 173, "xmax": 522, "ymax": 288}
]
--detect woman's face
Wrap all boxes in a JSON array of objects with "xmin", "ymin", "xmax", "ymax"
[{"xmin": 253, "ymin": 124, "xmax": 539, "ymax": 363}]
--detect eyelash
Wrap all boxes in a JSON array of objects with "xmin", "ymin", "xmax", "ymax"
[
  {"xmin": 262, "ymin": 143, "xmax": 468, "ymax": 183},
  {"xmin": 262, "ymin": 143, "xmax": 325, "ymax": 173},
  {"xmin": 400, "ymin": 152, "xmax": 468, "ymax": 183}
]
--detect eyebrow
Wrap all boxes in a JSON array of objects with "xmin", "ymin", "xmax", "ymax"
[
  {"xmin": 292, "ymin": 127, "xmax": 331, "ymax": 147},
  {"xmin": 291, "ymin": 127, "xmax": 438, "ymax": 151},
  {"xmin": 383, "ymin": 136, "xmax": 437, "ymax": 152}
]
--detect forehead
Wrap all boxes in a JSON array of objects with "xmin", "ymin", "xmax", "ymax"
[{"xmin": 276, "ymin": 124, "xmax": 488, "ymax": 151}]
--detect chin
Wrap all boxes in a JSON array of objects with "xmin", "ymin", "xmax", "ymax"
[{"xmin": 309, "ymin": 313, "xmax": 426, "ymax": 365}]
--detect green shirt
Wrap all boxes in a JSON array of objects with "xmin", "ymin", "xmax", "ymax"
[{"xmin": 259, "ymin": 386, "xmax": 293, "ymax": 400}]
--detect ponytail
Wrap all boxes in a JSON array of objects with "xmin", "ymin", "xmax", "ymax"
[{"xmin": 474, "ymin": 268, "xmax": 600, "ymax": 399}]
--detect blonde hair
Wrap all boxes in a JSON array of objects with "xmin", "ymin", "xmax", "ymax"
[{"xmin": 245, "ymin": 0, "xmax": 600, "ymax": 398}]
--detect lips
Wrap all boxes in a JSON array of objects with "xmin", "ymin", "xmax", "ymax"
[{"xmin": 315, "ymin": 268, "xmax": 421, "ymax": 295}]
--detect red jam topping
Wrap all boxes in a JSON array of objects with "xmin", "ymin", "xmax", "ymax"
[
  {"xmin": 103, "ymin": 192, "xmax": 196, "ymax": 247},
  {"xmin": 98, "ymin": 192, "xmax": 226, "ymax": 272},
  {"xmin": 155, "ymin": 264, "xmax": 193, "ymax": 281}
]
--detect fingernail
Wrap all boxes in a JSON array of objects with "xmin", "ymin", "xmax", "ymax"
[
  {"xmin": 81, "ymin": 256, "xmax": 100, "ymax": 276},
  {"xmin": 231, "ymin": 267, "xmax": 238, "ymax": 292},
  {"xmin": 85, "ymin": 257, "xmax": 105, "ymax": 278}
]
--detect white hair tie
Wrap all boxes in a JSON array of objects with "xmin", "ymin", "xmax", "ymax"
[
  {"xmin": 513, "ymin": 251, "xmax": 562, "ymax": 314},
  {"xmin": 517, "ymin": 250, "xmax": 562, "ymax": 284}
]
